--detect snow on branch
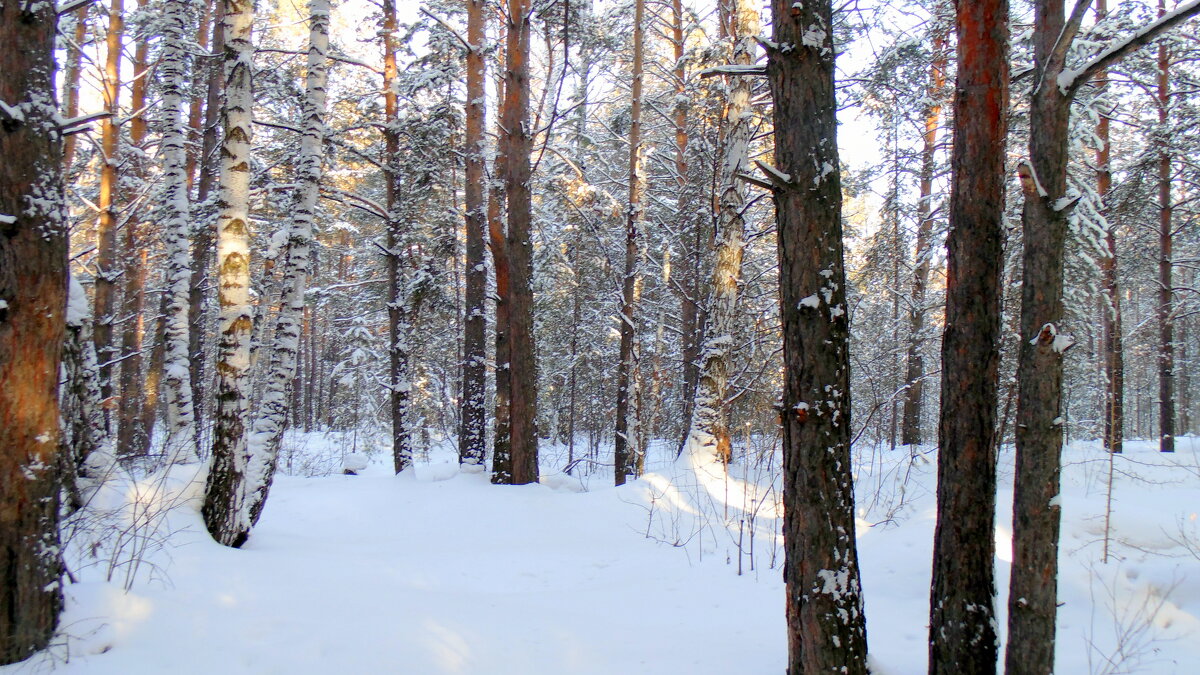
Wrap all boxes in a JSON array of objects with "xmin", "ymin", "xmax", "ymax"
[
  {"xmin": 699, "ymin": 64, "xmax": 767, "ymax": 79},
  {"xmin": 57, "ymin": 0, "xmax": 96, "ymax": 16},
  {"xmin": 1059, "ymin": 0, "xmax": 1200, "ymax": 97}
]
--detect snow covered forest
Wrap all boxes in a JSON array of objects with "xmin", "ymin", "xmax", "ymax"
[{"xmin": 3, "ymin": 0, "xmax": 1200, "ymax": 672}]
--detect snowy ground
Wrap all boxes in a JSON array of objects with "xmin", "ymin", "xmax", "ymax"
[{"xmin": 4, "ymin": 433, "xmax": 1199, "ymax": 674}]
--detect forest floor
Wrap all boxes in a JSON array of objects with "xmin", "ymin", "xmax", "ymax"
[{"xmin": 4, "ymin": 433, "xmax": 1199, "ymax": 674}]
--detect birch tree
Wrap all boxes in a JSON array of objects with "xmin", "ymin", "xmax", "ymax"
[
  {"xmin": 683, "ymin": 0, "xmax": 759, "ymax": 465},
  {"xmin": 203, "ymin": 0, "xmax": 257, "ymax": 548},
  {"xmin": 159, "ymin": 0, "xmax": 199, "ymax": 456},
  {"xmin": 245, "ymin": 0, "xmax": 330, "ymax": 521}
]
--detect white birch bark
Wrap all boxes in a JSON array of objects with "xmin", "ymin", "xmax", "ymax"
[
  {"xmin": 684, "ymin": 0, "xmax": 759, "ymax": 464},
  {"xmin": 246, "ymin": 0, "xmax": 330, "ymax": 524},
  {"xmin": 203, "ymin": 0, "xmax": 257, "ymax": 548},
  {"xmin": 159, "ymin": 0, "xmax": 198, "ymax": 459}
]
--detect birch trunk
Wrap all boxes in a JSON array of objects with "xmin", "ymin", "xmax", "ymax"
[
  {"xmin": 0, "ymin": 0, "xmax": 68, "ymax": 658},
  {"xmin": 203, "ymin": 0, "xmax": 256, "ymax": 548},
  {"xmin": 159, "ymin": 0, "xmax": 199, "ymax": 457},
  {"xmin": 684, "ymin": 0, "xmax": 758, "ymax": 466},
  {"xmin": 245, "ymin": 0, "xmax": 329, "ymax": 520}
]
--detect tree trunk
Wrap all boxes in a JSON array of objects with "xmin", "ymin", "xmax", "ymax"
[
  {"xmin": 93, "ymin": 0, "xmax": 125, "ymax": 413},
  {"xmin": 685, "ymin": 0, "xmax": 758, "ymax": 465},
  {"xmin": 246, "ymin": 0, "xmax": 329, "ymax": 518},
  {"xmin": 500, "ymin": 0, "xmax": 539, "ymax": 485},
  {"xmin": 159, "ymin": 0, "xmax": 199, "ymax": 456},
  {"xmin": 1096, "ymin": 0, "xmax": 1124, "ymax": 455},
  {"xmin": 614, "ymin": 0, "xmax": 645, "ymax": 485},
  {"xmin": 767, "ymin": 1, "xmax": 869, "ymax": 672},
  {"xmin": 117, "ymin": 13, "xmax": 151, "ymax": 457},
  {"xmin": 459, "ymin": 0, "xmax": 487, "ymax": 468},
  {"xmin": 61, "ymin": 6, "xmax": 89, "ymax": 173},
  {"xmin": 1156, "ymin": 6, "xmax": 1174, "ymax": 454},
  {"xmin": 927, "ymin": 0, "xmax": 1008, "ymax": 671},
  {"xmin": 671, "ymin": 0, "xmax": 700, "ymax": 450},
  {"xmin": 1007, "ymin": 1, "xmax": 1075, "ymax": 671},
  {"xmin": 189, "ymin": 0, "xmax": 226, "ymax": 445},
  {"xmin": 203, "ymin": 0, "xmax": 257, "ymax": 548},
  {"xmin": 0, "ymin": 0, "xmax": 67, "ymax": 659},
  {"xmin": 901, "ymin": 20, "xmax": 948, "ymax": 448}
]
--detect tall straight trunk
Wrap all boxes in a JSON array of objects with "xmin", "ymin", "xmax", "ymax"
[
  {"xmin": 382, "ymin": 0, "xmax": 415, "ymax": 473},
  {"xmin": 459, "ymin": 0, "xmax": 487, "ymax": 468},
  {"xmin": 767, "ymin": 1, "xmax": 869, "ymax": 672},
  {"xmin": 614, "ymin": 0, "xmax": 645, "ymax": 485},
  {"xmin": 685, "ymin": 0, "xmax": 758, "ymax": 465},
  {"xmin": 159, "ymin": 0, "xmax": 200, "ymax": 455},
  {"xmin": 61, "ymin": 7, "xmax": 88, "ymax": 173},
  {"xmin": 202, "ymin": 0, "xmax": 256, "ymax": 548},
  {"xmin": 1007, "ymin": 0, "xmax": 1075, "ymax": 667},
  {"xmin": 93, "ymin": 0, "xmax": 125, "ymax": 409},
  {"xmin": 1096, "ymin": 0, "xmax": 1124, "ymax": 454},
  {"xmin": 499, "ymin": 0, "xmax": 539, "ymax": 485},
  {"xmin": 186, "ymin": 0, "xmax": 212, "ymax": 193},
  {"xmin": 1004, "ymin": 3, "xmax": 1200, "ymax": 670},
  {"xmin": 672, "ymin": 0, "xmax": 700, "ymax": 447},
  {"xmin": 0, "ymin": 0, "xmax": 67, "ymax": 659},
  {"xmin": 901, "ymin": 21, "xmax": 948, "ymax": 447},
  {"xmin": 189, "ymin": 0, "xmax": 225, "ymax": 441},
  {"xmin": 1156, "ymin": 6, "xmax": 1174, "ymax": 454},
  {"xmin": 927, "ymin": 0, "xmax": 1008, "ymax": 672},
  {"xmin": 117, "ymin": 14, "xmax": 150, "ymax": 456},
  {"xmin": 489, "ymin": 151, "xmax": 512, "ymax": 481},
  {"xmin": 246, "ymin": 0, "xmax": 329, "ymax": 519}
]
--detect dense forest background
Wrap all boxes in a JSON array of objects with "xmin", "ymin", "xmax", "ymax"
[{"xmin": 3, "ymin": 0, "xmax": 1200, "ymax": 671}]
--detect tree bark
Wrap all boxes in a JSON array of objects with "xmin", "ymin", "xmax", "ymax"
[
  {"xmin": 159, "ymin": 0, "xmax": 199, "ymax": 456},
  {"xmin": 1156, "ymin": 2, "xmax": 1174, "ymax": 454},
  {"xmin": 93, "ymin": 0, "xmax": 125, "ymax": 413},
  {"xmin": 685, "ymin": 0, "xmax": 758, "ymax": 465},
  {"xmin": 614, "ymin": 0, "xmax": 645, "ymax": 485},
  {"xmin": 189, "ymin": 0, "xmax": 226, "ymax": 444},
  {"xmin": 203, "ymin": 0, "xmax": 256, "ymax": 548},
  {"xmin": 459, "ymin": 0, "xmax": 487, "ymax": 468},
  {"xmin": 61, "ymin": 6, "xmax": 88, "ymax": 174},
  {"xmin": 0, "ymin": 0, "xmax": 67, "ymax": 659},
  {"xmin": 499, "ymin": 0, "xmax": 539, "ymax": 485},
  {"xmin": 767, "ymin": 1, "xmax": 869, "ymax": 672},
  {"xmin": 927, "ymin": 0, "xmax": 1008, "ymax": 672},
  {"xmin": 901, "ymin": 19, "xmax": 948, "ymax": 448},
  {"xmin": 1096, "ymin": 0, "xmax": 1124, "ymax": 455}
]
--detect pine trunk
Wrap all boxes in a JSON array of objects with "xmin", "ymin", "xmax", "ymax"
[
  {"xmin": 203, "ymin": 0, "xmax": 256, "ymax": 548},
  {"xmin": 614, "ymin": 0, "xmax": 645, "ymax": 485},
  {"xmin": 927, "ymin": 0, "xmax": 1008, "ymax": 671},
  {"xmin": 1096, "ymin": 0, "xmax": 1124, "ymax": 454},
  {"xmin": 93, "ymin": 0, "xmax": 125, "ymax": 413},
  {"xmin": 501, "ymin": 0, "xmax": 539, "ymax": 485},
  {"xmin": 61, "ymin": 7, "xmax": 88, "ymax": 173},
  {"xmin": 1007, "ymin": 1, "xmax": 1073, "ymax": 671},
  {"xmin": 900, "ymin": 21, "xmax": 948, "ymax": 447},
  {"xmin": 0, "ymin": 0, "xmax": 67, "ymax": 658},
  {"xmin": 768, "ymin": 1, "xmax": 869, "ymax": 671},
  {"xmin": 1156, "ymin": 14, "xmax": 1174, "ymax": 454},
  {"xmin": 459, "ymin": 0, "xmax": 487, "ymax": 468}
]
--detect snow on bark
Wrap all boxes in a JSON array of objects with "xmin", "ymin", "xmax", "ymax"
[
  {"xmin": 245, "ymin": 0, "xmax": 330, "ymax": 526},
  {"xmin": 59, "ymin": 275, "xmax": 114, "ymax": 511},
  {"xmin": 684, "ymin": 0, "xmax": 759, "ymax": 467},
  {"xmin": 158, "ymin": 0, "xmax": 198, "ymax": 460},
  {"xmin": 203, "ymin": 0, "xmax": 257, "ymax": 548}
]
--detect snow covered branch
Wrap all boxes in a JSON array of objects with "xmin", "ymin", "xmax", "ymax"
[
  {"xmin": 1059, "ymin": 0, "xmax": 1200, "ymax": 97},
  {"xmin": 699, "ymin": 64, "xmax": 767, "ymax": 79}
]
